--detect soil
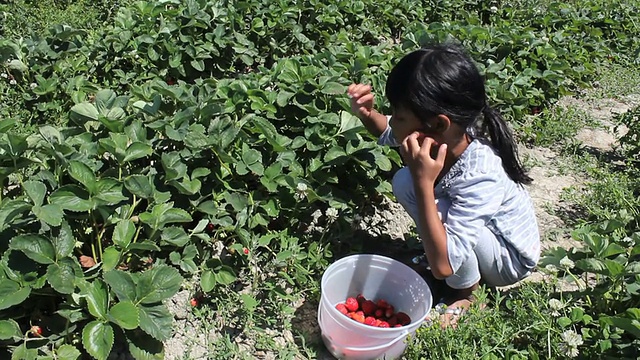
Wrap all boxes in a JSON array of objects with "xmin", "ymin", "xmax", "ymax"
[{"xmin": 159, "ymin": 92, "xmax": 640, "ymax": 360}]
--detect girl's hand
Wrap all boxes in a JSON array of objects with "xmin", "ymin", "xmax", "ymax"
[
  {"xmin": 347, "ymin": 83, "xmax": 374, "ymax": 120},
  {"xmin": 400, "ymin": 132, "xmax": 448, "ymax": 186}
]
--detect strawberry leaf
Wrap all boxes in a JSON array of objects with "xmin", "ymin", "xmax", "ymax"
[{"xmin": 82, "ymin": 321, "xmax": 114, "ymax": 360}]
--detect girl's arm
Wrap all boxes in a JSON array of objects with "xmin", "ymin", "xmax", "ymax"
[
  {"xmin": 347, "ymin": 84, "xmax": 389, "ymax": 137},
  {"xmin": 358, "ymin": 109, "xmax": 389, "ymax": 138},
  {"xmin": 415, "ymin": 184, "xmax": 453, "ymax": 279}
]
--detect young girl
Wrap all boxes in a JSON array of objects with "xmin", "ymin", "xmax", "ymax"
[{"xmin": 347, "ymin": 42, "xmax": 541, "ymax": 325}]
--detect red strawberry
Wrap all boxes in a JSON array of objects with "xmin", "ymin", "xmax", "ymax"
[
  {"xmin": 396, "ymin": 312, "xmax": 411, "ymax": 326},
  {"xmin": 374, "ymin": 319, "xmax": 382, "ymax": 327},
  {"xmin": 378, "ymin": 321, "xmax": 390, "ymax": 328},
  {"xmin": 387, "ymin": 315, "xmax": 398, "ymax": 327},
  {"xmin": 375, "ymin": 309, "xmax": 384, "ymax": 318},
  {"xmin": 376, "ymin": 299, "xmax": 389, "ymax": 309},
  {"xmin": 30, "ymin": 325, "xmax": 42, "ymax": 337},
  {"xmin": 335, "ymin": 303, "xmax": 348, "ymax": 315},
  {"xmin": 190, "ymin": 298, "xmax": 198, "ymax": 307},
  {"xmin": 207, "ymin": 223, "xmax": 215, "ymax": 231},
  {"xmin": 243, "ymin": 248, "xmax": 249, "ymax": 255},
  {"xmin": 356, "ymin": 294, "xmax": 366, "ymax": 307},
  {"xmin": 347, "ymin": 312, "xmax": 356, "ymax": 319},
  {"xmin": 385, "ymin": 305, "xmax": 395, "ymax": 318},
  {"xmin": 352, "ymin": 311, "xmax": 365, "ymax": 323},
  {"xmin": 361, "ymin": 300, "xmax": 377, "ymax": 316},
  {"xmin": 364, "ymin": 316, "xmax": 376, "ymax": 326},
  {"xmin": 345, "ymin": 297, "xmax": 359, "ymax": 312}
]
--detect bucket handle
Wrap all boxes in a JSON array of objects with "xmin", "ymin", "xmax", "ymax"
[{"xmin": 318, "ymin": 301, "xmax": 410, "ymax": 352}]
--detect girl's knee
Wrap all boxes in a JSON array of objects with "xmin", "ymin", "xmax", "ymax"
[{"xmin": 392, "ymin": 167, "xmax": 414, "ymax": 206}]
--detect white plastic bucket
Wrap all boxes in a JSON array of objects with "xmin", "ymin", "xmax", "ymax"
[{"xmin": 318, "ymin": 254, "xmax": 432, "ymax": 360}]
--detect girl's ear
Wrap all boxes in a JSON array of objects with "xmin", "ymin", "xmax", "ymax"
[{"xmin": 436, "ymin": 114, "xmax": 451, "ymax": 133}]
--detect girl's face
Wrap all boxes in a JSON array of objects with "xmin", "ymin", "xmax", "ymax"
[{"xmin": 389, "ymin": 106, "xmax": 442, "ymax": 144}]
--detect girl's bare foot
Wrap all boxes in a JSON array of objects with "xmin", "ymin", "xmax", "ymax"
[
  {"xmin": 437, "ymin": 283, "xmax": 484, "ymax": 328},
  {"xmin": 440, "ymin": 297, "xmax": 473, "ymax": 328}
]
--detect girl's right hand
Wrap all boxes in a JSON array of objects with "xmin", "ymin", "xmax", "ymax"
[{"xmin": 347, "ymin": 83, "xmax": 375, "ymax": 120}]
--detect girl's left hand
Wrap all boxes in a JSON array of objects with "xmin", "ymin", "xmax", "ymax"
[{"xmin": 400, "ymin": 132, "xmax": 448, "ymax": 186}]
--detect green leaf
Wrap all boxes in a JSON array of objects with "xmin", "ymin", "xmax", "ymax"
[
  {"xmin": 603, "ymin": 243, "xmax": 627, "ymax": 258},
  {"xmin": 32, "ymin": 204, "xmax": 64, "ymax": 227},
  {"xmin": 604, "ymin": 259, "xmax": 625, "ymax": 277},
  {"xmin": 113, "ymin": 220, "xmax": 136, "ymax": 248},
  {"xmin": 0, "ymin": 118, "xmax": 16, "ymax": 133},
  {"xmin": 124, "ymin": 142, "xmax": 153, "ymax": 163},
  {"xmin": 321, "ymin": 81, "xmax": 346, "ymax": 95},
  {"xmin": 136, "ymin": 266, "xmax": 182, "ymax": 304},
  {"xmin": 601, "ymin": 316, "xmax": 640, "ymax": 338},
  {"xmin": 160, "ymin": 227, "xmax": 190, "ymax": 247},
  {"xmin": 82, "ymin": 321, "xmax": 114, "ymax": 360},
  {"xmin": 102, "ymin": 246, "xmax": 121, "ymax": 272},
  {"xmin": 324, "ymin": 146, "xmax": 346, "ymax": 162},
  {"xmin": 69, "ymin": 161, "xmax": 97, "ymax": 192},
  {"xmin": 215, "ymin": 266, "xmax": 236, "ymax": 285},
  {"xmin": 109, "ymin": 300, "xmax": 139, "ymax": 330},
  {"xmin": 70, "ymin": 103, "xmax": 99, "ymax": 123},
  {"xmin": 240, "ymin": 294, "xmax": 258, "ymax": 311},
  {"xmin": 160, "ymin": 208, "xmax": 192, "ymax": 226},
  {"xmin": 625, "ymin": 262, "xmax": 640, "ymax": 274},
  {"xmin": 83, "ymin": 279, "xmax": 109, "ymax": 320},
  {"xmin": 576, "ymin": 258, "xmax": 607, "ymax": 274},
  {"xmin": 138, "ymin": 304, "xmax": 173, "ymax": 341},
  {"xmin": 124, "ymin": 175, "xmax": 154, "ymax": 199},
  {"xmin": 23, "ymin": 180, "xmax": 46, "ymax": 206},
  {"xmin": 99, "ymin": 113, "xmax": 126, "ymax": 133},
  {"xmin": 126, "ymin": 329, "xmax": 164, "ymax": 360},
  {"xmin": 557, "ymin": 316, "xmax": 572, "ymax": 328},
  {"xmin": 10, "ymin": 234, "xmax": 56, "ymax": 264},
  {"xmin": 11, "ymin": 343, "xmax": 37, "ymax": 360},
  {"xmin": 0, "ymin": 199, "xmax": 31, "ymax": 231},
  {"xmin": 95, "ymin": 89, "xmax": 117, "ymax": 114},
  {"xmin": 57, "ymin": 344, "xmax": 81, "ymax": 360},
  {"xmin": 0, "ymin": 319, "xmax": 21, "ymax": 340},
  {"xmin": 94, "ymin": 178, "xmax": 128, "ymax": 205},
  {"xmin": 49, "ymin": 185, "xmax": 93, "ymax": 212},
  {"xmin": 201, "ymin": 270, "xmax": 215, "ymax": 292},
  {"xmin": 0, "ymin": 280, "xmax": 30, "ymax": 310},
  {"xmin": 53, "ymin": 221, "xmax": 75, "ymax": 258},
  {"xmin": 103, "ymin": 270, "xmax": 136, "ymax": 302},
  {"xmin": 242, "ymin": 147, "xmax": 262, "ymax": 165},
  {"xmin": 128, "ymin": 242, "xmax": 161, "ymax": 251},
  {"xmin": 337, "ymin": 111, "xmax": 363, "ymax": 135},
  {"xmin": 374, "ymin": 152, "xmax": 392, "ymax": 171},
  {"xmin": 224, "ymin": 192, "xmax": 248, "ymax": 212},
  {"xmin": 47, "ymin": 258, "xmax": 80, "ymax": 294},
  {"xmin": 190, "ymin": 59, "xmax": 205, "ymax": 72}
]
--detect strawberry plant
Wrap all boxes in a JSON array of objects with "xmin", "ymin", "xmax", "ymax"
[{"xmin": 1, "ymin": 0, "xmax": 640, "ymax": 358}]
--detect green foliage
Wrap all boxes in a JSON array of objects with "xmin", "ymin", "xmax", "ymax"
[
  {"xmin": 0, "ymin": 0, "xmax": 640, "ymax": 358},
  {"xmin": 0, "ymin": 0, "xmax": 122, "ymax": 39}
]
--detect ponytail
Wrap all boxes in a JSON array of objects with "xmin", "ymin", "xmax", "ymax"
[{"xmin": 482, "ymin": 105, "xmax": 532, "ymax": 185}]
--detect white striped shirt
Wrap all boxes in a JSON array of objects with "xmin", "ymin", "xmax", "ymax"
[{"xmin": 379, "ymin": 126, "xmax": 541, "ymax": 274}]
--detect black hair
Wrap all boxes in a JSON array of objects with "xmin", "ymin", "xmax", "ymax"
[{"xmin": 385, "ymin": 42, "xmax": 532, "ymax": 185}]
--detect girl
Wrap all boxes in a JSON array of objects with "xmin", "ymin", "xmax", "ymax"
[{"xmin": 347, "ymin": 42, "xmax": 541, "ymax": 325}]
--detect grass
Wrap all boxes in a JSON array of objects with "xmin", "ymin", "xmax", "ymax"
[
  {"xmin": 0, "ymin": 0, "xmax": 123, "ymax": 39},
  {"xmin": 587, "ymin": 63, "xmax": 640, "ymax": 100}
]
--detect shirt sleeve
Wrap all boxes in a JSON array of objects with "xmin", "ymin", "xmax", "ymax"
[
  {"xmin": 443, "ymin": 171, "xmax": 503, "ymax": 273},
  {"xmin": 377, "ymin": 115, "xmax": 399, "ymax": 147}
]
